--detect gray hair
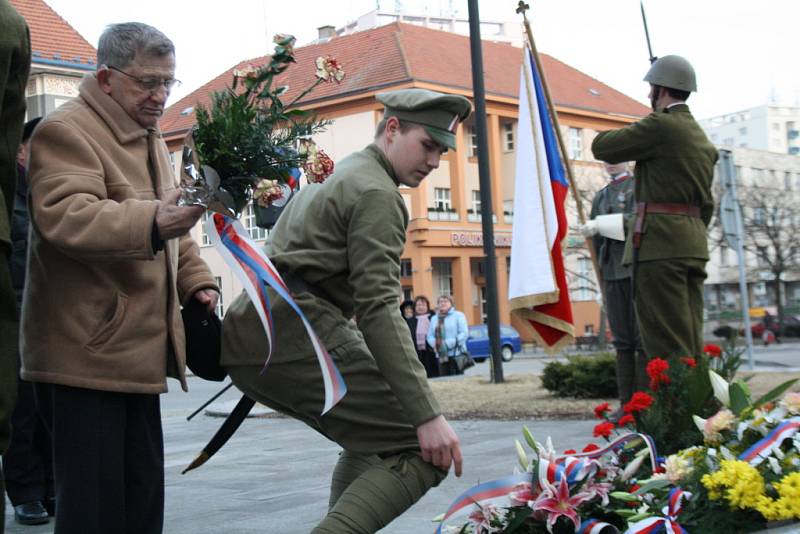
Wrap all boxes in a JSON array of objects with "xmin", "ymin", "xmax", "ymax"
[{"xmin": 97, "ymin": 22, "xmax": 174, "ymax": 69}]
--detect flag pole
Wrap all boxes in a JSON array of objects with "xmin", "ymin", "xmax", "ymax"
[{"xmin": 517, "ymin": 2, "xmax": 605, "ymax": 326}]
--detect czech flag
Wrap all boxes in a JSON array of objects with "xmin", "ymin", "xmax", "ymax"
[{"xmin": 509, "ymin": 45, "xmax": 574, "ymax": 352}]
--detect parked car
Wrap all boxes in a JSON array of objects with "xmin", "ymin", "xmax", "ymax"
[
  {"xmin": 466, "ymin": 324, "xmax": 522, "ymax": 363},
  {"xmin": 747, "ymin": 315, "xmax": 800, "ymax": 338}
]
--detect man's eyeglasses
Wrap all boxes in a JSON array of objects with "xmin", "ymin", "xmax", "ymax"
[{"xmin": 108, "ymin": 66, "xmax": 181, "ymax": 92}]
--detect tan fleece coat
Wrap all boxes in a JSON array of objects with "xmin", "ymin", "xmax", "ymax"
[{"xmin": 21, "ymin": 74, "xmax": 216, "ymax": 394}]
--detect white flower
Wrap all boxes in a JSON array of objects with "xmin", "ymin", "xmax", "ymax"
[
  {"xmin": 709, "ymin": 370, "xmax": 730, "ymax": 407},
  {"xmin": 515, "ymin": 440, "xmax": 530, "ymax": 471},
  {"xmin": 693, "ymin": 415, "xmax": 706, "ymax": 432},
  {"xmin": 780, "ymin": 392, "xmax": 800, "ymax": 414}
]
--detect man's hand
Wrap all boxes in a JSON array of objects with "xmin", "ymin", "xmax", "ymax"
[
  {"xmin": 416, "ymin": 415, "xmax": 462, "ymax": 477},
  {"xmin": 194, "ymin": 288, "xmax": 220, "ymax": 313},
  {"xmin": 155, "ymin": 189, "xmax": 204, "ymax": 240},
  {"xmin": 579, "ymin": 220, "xmax": 599, "ymax": 237}
]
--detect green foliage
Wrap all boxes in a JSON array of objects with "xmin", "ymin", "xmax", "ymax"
[
  {"xmin": 192, "ymin": 35, "xmax": 331, "ymax": 213},
  {"xmin": 541, "ymin": 353, "xmax": 618, "ymax": 398}
]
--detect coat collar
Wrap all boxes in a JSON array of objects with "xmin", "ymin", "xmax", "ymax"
[
  {"xmin": 664, "ymin": 103, "xmax": 690, "ymax": 114},
  {"xmin": 78, "ymin": 74, "xmax": 154, "ymax": 144}
]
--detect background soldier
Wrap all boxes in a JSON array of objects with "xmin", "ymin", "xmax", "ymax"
[
  {"xmin": 222, "ymin": 89, "xmax": 471, "ymax": 533},
  {"xmin": 583, "ymin": 162, "xmax": 646, "ymax": 406},
  {"xmin": 591, "ymin": 55, "xmax": 718, "ymax": 361},
  {"xmin": 0, "ymin": 1, "xmax": 30, "ymax": 530}
]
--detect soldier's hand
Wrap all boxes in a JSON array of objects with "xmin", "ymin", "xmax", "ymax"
[
  {"xmin": 155, "ymin": 189, "xmax": 204, "ymax": 240},
  {"xmin": 579, "ymin": 221, "xmax": 599, "ymax": 237},
  {"xmin": 416, "ymin": 415, "xmax": 463, "ymax": 477}
]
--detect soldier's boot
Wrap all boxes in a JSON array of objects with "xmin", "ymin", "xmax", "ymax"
[
  {"xmin": 314, "ymin": 450, "xmax": 446, "ymax": 534},
  {"xmin": 615, "ymin": 349, "xmax": 637, "ymax": 406},
  {"xmin": 635, "ymin": 350, "xmax": 649, "ymax": 392}
]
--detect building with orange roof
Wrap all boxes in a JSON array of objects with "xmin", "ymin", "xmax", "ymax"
[
  {"xmin": 161, "ymin": 22, "xmax": 650, "ymax": 343},
  {"xmin": 10, "ymin": 0, "xmax": 96, "ymax": 119}
]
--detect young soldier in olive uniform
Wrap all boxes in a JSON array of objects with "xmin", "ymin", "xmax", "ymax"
[
  {"xmin": 585, "ymin": 162, "xmax": 647, "ymax": 404},
  {"xmin": 221, "ymin": 89, "xmax": 471, "ymax": 533},
  {"xmin": 592, "ymin": 56, "xmax": 718, "ymax": 361},
  {"xmin": 1, "ymin": 2, "xmax": 31, "ymax": 529}
]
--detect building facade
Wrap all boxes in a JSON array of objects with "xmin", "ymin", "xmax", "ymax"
[
  {"xmin": 700, "ymin": 105, "xmax": 800, "ymax": 156},
  {"xmin": 10, "ymin": 0, "xmax": 97, "ymax": 120},
  {"xmin": 160, "ymin": 22, "xmax": 649, "ymax": 341}
]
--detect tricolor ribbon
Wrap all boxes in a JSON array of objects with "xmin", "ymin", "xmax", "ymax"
[
  {"xmin": 434, "ymin": 474, "xmax": 530, "ymax": 534},
  {"xmin": 739, "ymin": 416, "xmax": 800, "ymax": 466},
  {"xmin": 558, "ymin": 433, "xmax": 659, "ymax": 472},
  {"xmin": 538, "ymin": 457, "xmax": 597, "ymax": 487},
  {"xmin": 624, "ymin": 487, "xmax": 691, "ymax": 534},
  {"xmin": 579, "ymin": 518, "xmax": 619, "ymax": 534},
  {"xmin": 206, "ymin": 213, "xmax": 346, "ymax": 414}
]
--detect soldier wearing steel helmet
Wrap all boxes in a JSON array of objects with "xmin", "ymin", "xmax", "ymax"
[
  {"xmin": 221, "ymin": 88, "xmax": 471, "ymax": 533},
  {"xmin": 591, "ymin": 55, "xmax": 718, "ymax": 363}
]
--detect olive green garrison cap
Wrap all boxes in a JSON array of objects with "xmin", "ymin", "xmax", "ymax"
[{"xmin": 377, "ymin": 89, "xmax": 472, "ymax": 150}]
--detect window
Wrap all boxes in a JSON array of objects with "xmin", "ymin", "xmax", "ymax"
[
  {"xmin": 432, "ymin": 260, "xmax": 453, "ymax": 298},
  {"xmin": 723, "ymin": 137, "xmax": 734, "ymax": 146},
  {"xmin": 756, "ymin": 246, "xmax": 769, "ymax": 267},
  {"xmin": 468, "ymin": 127, "xmax": 478, "ymax": 157},
  {"xmin": 200, "ymin": 211, "xmax": 211, "ymax": 246},
  {"xmin": 214, "ymin": 276, "xmax": 224, "ymax": 317},
  {"xmin": 739, "ymin": 127, "xmax": 748, "ymax": 136},
  {"xmin": 434, "ymin": 188, "xmax": 452, "ymax": 210},
  {"xmin": 471, "ymin": 190, "xmax": 481, "ymax": 213},
  {"xmin": 753, "ymin": 207, "xmax": 766, "ymax": 225},
  {"xmin": 567, "ymin": 127, "xmax": 583, "ymax": 160},
  {"xmin": 243, "ymin": 204, "xmax": 268, "ymax": 241},
  {"xmin": 400, "ymin": 259, "xmax": 413, "ymax": 277},
  {"xmin": 570, "ymin": 256, "xmax": 593, "ymax": 301},
  {"xmin": 503, "ymin": 122, "xmax": 514, "ymax": 152},
  {"xmin": 720, "ymin": 245, "xmax": 729, "ymax": 266}
]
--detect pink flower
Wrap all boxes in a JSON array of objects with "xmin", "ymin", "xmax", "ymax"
[
  {"xmin": 509, "ymin": 481, "xmax": 539, "ymax": 507},
  {"xmin": 315, "ymin": 55, "xmax": 345, "ymax": 83},
  {"xmin": 253, "ymin": 179, "xmax": 284, "ymax": 207},
  {"xmin": 533, "ymin": 478, "xmax": 593, "ymax": 533},
  {"xmin": 467, "ymin": 503, "xmax": 505, "ymax": 532}
]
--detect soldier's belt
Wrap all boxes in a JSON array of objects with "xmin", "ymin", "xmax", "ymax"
[
  {"xmin": 633, "ymin": 202, "xmax": 702, "ymax": 249},
  {"xmin": 281, "ymin": 271, "xmax": 332, "ymax": 303}
]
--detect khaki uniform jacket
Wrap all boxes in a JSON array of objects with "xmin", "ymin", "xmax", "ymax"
[
  {"xmin": 21, "ymin": 75, "xmax": 217, "ymax": 394},
  {"xmin": 590, "ymin": 173, "xmax": 635, "ymax": 280},
  {"xmin": 591, "ymin": 104, "xmax": 718, "ymax": 262},
  {"xmin": 222, "ymin": 144, "xmax": 440, "ymax": 426}
]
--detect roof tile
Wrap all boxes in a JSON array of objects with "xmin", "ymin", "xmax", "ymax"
[{"xmin": 10, "ymin": 0, "xmax": 96, "ymax": 68}]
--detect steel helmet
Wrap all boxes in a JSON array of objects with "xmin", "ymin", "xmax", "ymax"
[{"xmin": 643, "ymin": 55, "xmax": 697, "ymax": 92}]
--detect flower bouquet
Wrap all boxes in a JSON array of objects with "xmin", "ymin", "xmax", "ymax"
[{"xmin": 180, "ymin": 34, "xmax": 342, "ymax": 227}]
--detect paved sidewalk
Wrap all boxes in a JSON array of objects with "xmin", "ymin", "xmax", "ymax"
[{"xmin": 4, "ymin": 376, "xmax": 595, "ymax": 533}]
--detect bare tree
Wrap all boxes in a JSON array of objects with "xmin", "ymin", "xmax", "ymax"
[{"xmin": 726, "ymin": 180, "xmax": 800, "ymax": 331}]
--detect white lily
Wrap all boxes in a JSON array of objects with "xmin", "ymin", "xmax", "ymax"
[
  {"xmin": 709, "ymin": 370, "xmax": 731, "ymax": 407},
  {"xmin": 515, "ymin": 440, "xmax": 530, "ymax": 471},
  {"xmin": 621, "ymin": 453, "xmax": 646, "ymax": 481},
  {"xmin": 693, "ymin": 415, "xmax": 707, "ymax": 432}
]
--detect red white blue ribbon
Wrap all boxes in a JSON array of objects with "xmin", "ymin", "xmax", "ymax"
[
  {"xmin": 559, "ymin": 433, "xmax": 659, "ymax": 472},
  {"xmin": 434, "ymin": 473, "xmax": 530, "ymax": 533},
  {"xmin": 739, "ymin": 416, "xmax": 800, "ymax": 466},
  {"xmin": 206, "ymin": 213, "xmax": 346, "ymax": 414},
  {"xmin": 579, "ymin": 518, "xmax": 619, "ymax": 534},
  {"xmin": 624, "ymin": 487, "xmax": 690, "ymax": 534}
]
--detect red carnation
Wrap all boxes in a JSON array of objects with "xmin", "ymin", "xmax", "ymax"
[
  {"xmin": 681, "ymin": 357, "xmax": 697, "ymax": 368},
  {"xmin": 623, "ymin": 391, "xmax": 654, "ymax": 414},
  {"xmin": 617, "ymin": 414, "xmax": 635, "ymax": 427},
  {"xmin": 704, "ymin": 344, "xmax": 722, "ymax": 358},
  {"xmin": 646, "ymin": 358, "xmax": 669, "ymax": 379},
  {"xmin": 593, "ymin": 402, "xmax": 611, "ymax": 419},
  {"xmin": 563, "ymin": 449, "xmax": 576, "ymax": 455},
  {"xmin": 593, "ymin": 421, "xmax": 615, "ymax": 438},
  {"xmin": 582, "ymin": 443, "xmax": 600, "ymax": 453}
]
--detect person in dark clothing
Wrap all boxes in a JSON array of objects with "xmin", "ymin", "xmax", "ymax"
[
  {"xmin": 3, "ymin": 117, "xmax": 54, "ymax": 526},
  {"xmin": 400, "ymin": 299, "xmax": 414, "ymax": 320},
  {"xmin": 406, "ymin": 296, "xmax": 438, "ymax": 378}
]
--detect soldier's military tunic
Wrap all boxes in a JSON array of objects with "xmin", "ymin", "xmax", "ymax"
[
  {"xmin": 0, "ymin": 3, "xmax": 30, "ymax": 522},
  {"xmin": 221, "ymin": 144, "xmax": 445, "ymax": 533},
  {"xmin": 592, "ymin": 104, "xmax": 718, "ymax": 360},
  {"xmin": 590, "ymin": 172, "xmax": 646, "ymax": 401}
]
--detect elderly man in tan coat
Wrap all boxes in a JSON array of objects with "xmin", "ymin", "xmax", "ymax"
[{"xmin": 22, "ymin": 23, "xmax": 217, "ymax": 533}]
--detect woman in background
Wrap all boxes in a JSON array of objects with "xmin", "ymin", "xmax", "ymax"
[
  {"xmin": 406, "ymin": 296, "xmax": 437, "ymax": 378},
  {"xmin": 427, "ymin": 295, "xmax": 468, "ymax": 376}
]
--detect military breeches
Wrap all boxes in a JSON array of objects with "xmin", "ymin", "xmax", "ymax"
[
  {"xmin": 634, "ymin": 258, "xmax": 707, "ymax": 360},
  {"xmin": 228, "ymin": 333, "xmax": 446, "ymax": 533},
  {"xmin": 604, "ymin": 278, "xmax": 641, "ymax": 352}
]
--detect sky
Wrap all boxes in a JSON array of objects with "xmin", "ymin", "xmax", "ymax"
[{"xmin": 43, "ymin": 0, "xmax": 798, "ymax": 120}]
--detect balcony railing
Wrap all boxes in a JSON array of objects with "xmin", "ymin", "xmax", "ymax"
[{"xmin": 427, "ymin": 208, "xmax": 459, "ymax": 221}]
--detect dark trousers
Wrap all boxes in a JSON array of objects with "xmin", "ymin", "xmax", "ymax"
[
  {"xmin": 635, "ymin": 258, "xmax": 707, "ymax": 360},
  {"xmin": 1, "ymin": 249, "xmax": 19, "ymax": 533},
  {"xmin": 416, "ymin": 348, "xmax": 439, "ymax": 378},
  {"xmin": 2, "ymin": 378, "xmax": 53, "ymax": 505},
  {"xmin": 34, "ymin": 384, "xmax": 164, "ymax": 534}
]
